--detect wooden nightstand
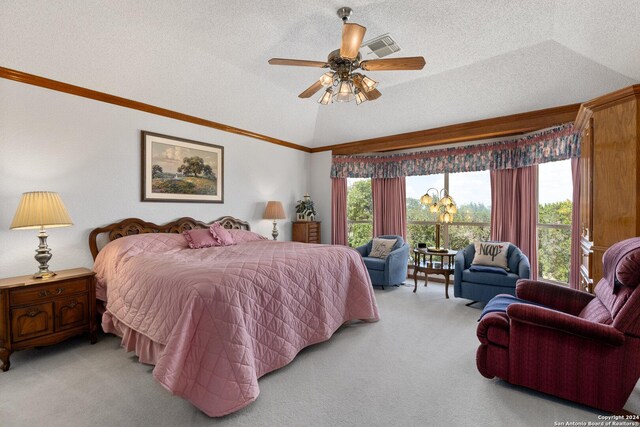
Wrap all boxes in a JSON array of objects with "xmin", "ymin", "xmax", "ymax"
[
  {"xmin": 292, "ymin": 221, "xmax": 321, "ymax": 244},
  {"xmin": 0, "ymin": 268, "xmax": 97, "ymax": 371}
]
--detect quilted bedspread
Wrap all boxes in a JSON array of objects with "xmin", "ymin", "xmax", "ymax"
[{"xmin": 94, "ymin": 233, "xmax": 379, "ymax": 416}]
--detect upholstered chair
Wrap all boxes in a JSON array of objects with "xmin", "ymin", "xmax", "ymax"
[
  {"xmin": 476, "ymin": 237, "xmax": 640, "ymax": 412},
  {"xmin": 355, "ymin": 235, "xmax": 410, "ymax": 289},
  {"xmin": 453, "ymin": 243, "xmax": 530, "ymax": 304}
]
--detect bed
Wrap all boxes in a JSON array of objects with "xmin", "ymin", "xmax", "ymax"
[{"xmin": 89, "ymin": 216, "xmax": 379, "ymax": 416}]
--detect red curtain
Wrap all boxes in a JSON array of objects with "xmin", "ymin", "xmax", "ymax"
[
  {"xmin": 331, "ymin": 178, "xmax": 348, "ymax": 245},
  {"xmin": 490, "ymin": 166, "xmax": 538, "ymax": 279},
  {"xmin": 372, "ymin": 177, "xmax": 407, "ymax": 240},
  {"xmin": 569, "ymin": 158, "xmax": 581, "ymax": 289}
]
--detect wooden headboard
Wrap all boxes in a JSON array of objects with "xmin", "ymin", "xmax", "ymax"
[{"xmin": 88, "ymin": 216, "xmax": 250, "ymax": 260}]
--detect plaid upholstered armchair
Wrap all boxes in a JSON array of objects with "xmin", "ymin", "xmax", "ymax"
[{"xmin": 476, "ymin": 237, "xmax": 640, "ymax": 412}]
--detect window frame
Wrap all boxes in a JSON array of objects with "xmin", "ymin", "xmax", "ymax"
[
  {"xmin": 346, "ymin": 178, "xmax": 374, "ymax": 248},
  {"xmin": 406, "ymin": 172, "xmax": 491, "ymax": 250},
  {"xmin": 536, "ymin": 160, "xmax": 573, "ymax": 286}
]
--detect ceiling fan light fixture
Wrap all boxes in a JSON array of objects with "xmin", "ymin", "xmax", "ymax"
[
  {"xmin": 334, "ymin": 79, "xmax": 354, "ymax": 103},
  {"xmin": 319, "ymin": 72, "xmax": 335, "ymax": 87},
  {"xmin": 355, "ymin": 89, "xmax": 368, "ymax": 105},
  {"xmin": 318, "ymin": 88, "xmax": 333, "ymax": 105},
  {"xmin": 361, "ymin": 75, "xmax": 378, "ymax": 92}
]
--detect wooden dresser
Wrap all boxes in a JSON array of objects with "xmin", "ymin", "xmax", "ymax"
[
  {"xmin": 292, "ymin": 221, "xmax": 321, "ymax": 244},
  {"xmin": 574, "ymin": 85, "xmax": 640, "ymax": 292},
  {"xmin": 0, "ymin": 268, "xmax": 97, "ymax": 371}
]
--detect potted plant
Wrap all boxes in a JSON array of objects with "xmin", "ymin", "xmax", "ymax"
[{"xmin": 295, "ymin": 194, "xmax": 317, "ymax": 221}]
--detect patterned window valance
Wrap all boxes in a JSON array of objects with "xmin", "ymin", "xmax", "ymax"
[{"xmin": 330, "ymin": 123, "xmax": 581, "ymax": 179}]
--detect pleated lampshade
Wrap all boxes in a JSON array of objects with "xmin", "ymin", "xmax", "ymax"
[
  {"xmin": 263, "ymin": 201, "xmax": 286, "ymax": 220},
  {"xmin": 10, "ymin": 192, "xmax": 73, "ymax": 230}
]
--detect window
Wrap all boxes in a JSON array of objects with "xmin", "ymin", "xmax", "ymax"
[
  {"xmin": 406, "ymin": 171, "xmax": 491, "ymax": 251},
  {"xmin": 448, "ymin": 171, "xmax": 492, "ymax": 249},
  {"xmin": 347, "ymin": 178, "xmax": 372, "ymax": 247},
  {"xmin": 537, "ymin": 160, "xmax": 572, "ymax": 284},
  {"xmin": 406, "ymin": 174, "xmax": 444, "ymax": 250}
]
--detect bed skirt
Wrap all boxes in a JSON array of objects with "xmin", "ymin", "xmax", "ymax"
[{"xmin": 102, "ymin": 311, "xmax": 165, "ymax": 365}]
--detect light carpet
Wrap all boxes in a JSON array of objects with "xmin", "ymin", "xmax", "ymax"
[{"xmin": 2, "ymin": 281, "xmax": 639, "ymax": 427}]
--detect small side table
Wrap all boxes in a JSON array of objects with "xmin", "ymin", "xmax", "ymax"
[
  {"xmin": 0, "ymin": 268, "xmax": 97, "ymax": 371},
  {"xmin": 413, "ymin": 248, "xmax": 457, "ymax": 298}
]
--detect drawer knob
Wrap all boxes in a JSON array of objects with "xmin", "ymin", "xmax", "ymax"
[
  {"xmin": 67, "ymin": 301, "xmax": 78, "ymax": 308},
  {"xmin": 38, "ymin": 287, "xmax": 65, "ymax": 297},
  {"xmin": 26, "ymin": 308, "xmax": 41, "ymax": 317}
]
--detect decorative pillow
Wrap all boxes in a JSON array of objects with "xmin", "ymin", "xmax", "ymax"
[
  {"xmin": 228, "ymin": 229, "xmax": 268, "ymax": 243},
  {"xmin": 469, "ymin": 265, "xmax": 508, "ymax": 276},
  {"xmin": 369, "ymin": 238, "xmax": 397, "ymax": 259},
  {"xmin": 210, "ymin": 222, "xmax": 235, "ymax": 246},
  {"xmin": 472, "ymin": 242, "xmax": 511, "ymax": 270},
  {"xmin": 183, "ymin": 228, "xmax": 221, "ymax": 249}
]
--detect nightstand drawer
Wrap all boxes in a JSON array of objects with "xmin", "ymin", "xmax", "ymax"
[
  {"xmin": 10, "ymin": 278, "xmax": 89, "ymax": 307},
  {"xmin": 11, "ymin": 303, "xmax": 54, "ymax": 342},
  {"xmin": 55, "ymin": 295, "xmax": 89, "ymax": 331}
]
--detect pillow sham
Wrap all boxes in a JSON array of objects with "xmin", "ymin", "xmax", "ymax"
[
  {"xmin": 369, "ymin": 238, "xmax": 397, "ymax": 259},
  {"xmin": 472, "ymin": 242, "xmax": 510, "ymax": 270},
  {"xmin": 210, "ymin": 222, "xmax": 235, "ymax": 246},
  {"xmin": 228, "ymin": 229, "xmax": 268, "ymax": 243},
  {"xmin": 183, "ymin": 228, "xmax": 222, "ymax": 249}
]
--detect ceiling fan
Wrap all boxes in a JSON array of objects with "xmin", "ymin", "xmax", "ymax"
[{"xmin": 268, "ymin": 7, "xmax": 426, "ymax": 105}]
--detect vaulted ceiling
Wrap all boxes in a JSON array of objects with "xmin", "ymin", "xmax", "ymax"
[{"xmin": 1, "ymin": 0, "xmax": 638, "ymax": 148}]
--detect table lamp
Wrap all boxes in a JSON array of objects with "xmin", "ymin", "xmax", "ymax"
[
  {"xmin": 10, "ymin": 191, "xmax": 73, "ymax": 278},
  {"xmin": 419, "ymin": 188, "xmax": 456, "ymax": 252},
  {"xmin": 263, "ymin": 201, "xmax": 286, "ymax": 240}
]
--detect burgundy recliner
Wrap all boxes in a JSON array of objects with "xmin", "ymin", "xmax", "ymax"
[{"xmin": 476, "ymin": 237, "xmax": 640, "ymax": 412}]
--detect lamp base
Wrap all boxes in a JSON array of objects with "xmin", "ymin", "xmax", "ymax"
[
  {"xmin": 427, "ymin": 247, "xmax": 449, "ymax": 253},
  {"xmin": 271, "ymin": 220, "xmax": 279, "ymax": 241},
  {"xmin": 33, "ymin": 271, "xmax": 57, "ymax": 279},
  {"xmin": 33, "ymin": 227, "xmax": 56, "ymax": 279}
]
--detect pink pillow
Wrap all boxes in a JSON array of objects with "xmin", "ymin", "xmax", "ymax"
[
  {"xmin": 228, "ymin": 229, "xmax": 268, "ymax": 243},
  {"xmin": 183, "ymin": 228, "xmax": 221, "ymax": 249},
  {"xmin": 210, "ymin": 222, "xmax": 235, "ymax": 246}
]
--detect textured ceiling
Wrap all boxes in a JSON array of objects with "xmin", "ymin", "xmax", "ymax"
[{"xmin": 1, "ymin": 0, "xmax": 638, "ymax": 148}]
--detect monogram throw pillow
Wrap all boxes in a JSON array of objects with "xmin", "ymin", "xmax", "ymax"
[
  {"xmin": 369, "ymin": 238, "xmax": 397, "ymax": 259},
  {"xmin": 472, "ymin": 242, "xmax": 511, "ymax": 270}
]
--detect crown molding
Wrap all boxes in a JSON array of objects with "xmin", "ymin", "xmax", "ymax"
[
  {"xmin": 311, "ymin": 103, "xmax": 581, "ymax": 155},
  {"xmin": 574, "ymin": 85, "xmax": 640, "ymax": 134},
  {"xmin": 0, "ymin": 66, "xmax": 312, "ymax": 153}
]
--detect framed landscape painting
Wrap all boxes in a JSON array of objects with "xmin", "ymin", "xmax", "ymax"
[{"xmin": 141, "ymin": 131, "xmax": 224, "ymax": 203}]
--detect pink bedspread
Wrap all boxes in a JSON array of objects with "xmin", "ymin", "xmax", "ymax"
[{"xmin": 94, "ymin": 233, "xmax": 379, "ymax": 416}]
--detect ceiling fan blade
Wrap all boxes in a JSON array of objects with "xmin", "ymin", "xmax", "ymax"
[
  {"xmin": 340, "ymin": 23, "xmax": 367, "ymax": 59},
  {"xmin": 364, "ymin": 88, "xmax": 381, "ymax": 100},
  {"xmin": 360, "ymin": 56, "xmax": 426, "ymax": 71},
  {"xmin": 298, "ymin": 80, "xmax": 324, "ymax": 98},
  {"xmin": 268, "ymin": 58, "xmax": 329, "ymax": 68}
]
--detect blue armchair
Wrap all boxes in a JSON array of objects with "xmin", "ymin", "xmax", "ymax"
[
  {"xmin": 356, "ymin": 235, "xmax": 410, "ymax": 289},
  {"xmin": 453, "ymin": 243, "xmax": 530, "ymax": 304}
]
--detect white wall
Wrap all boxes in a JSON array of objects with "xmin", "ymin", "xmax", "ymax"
[{"xmin": 0, "ymin": 80, "xmax": 309, "ymax": 277}]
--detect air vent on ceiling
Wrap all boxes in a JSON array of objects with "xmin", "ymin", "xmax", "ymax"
[{"xmin": 359, "ymin": 33, "xmax": 401, "ymax": 59}]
